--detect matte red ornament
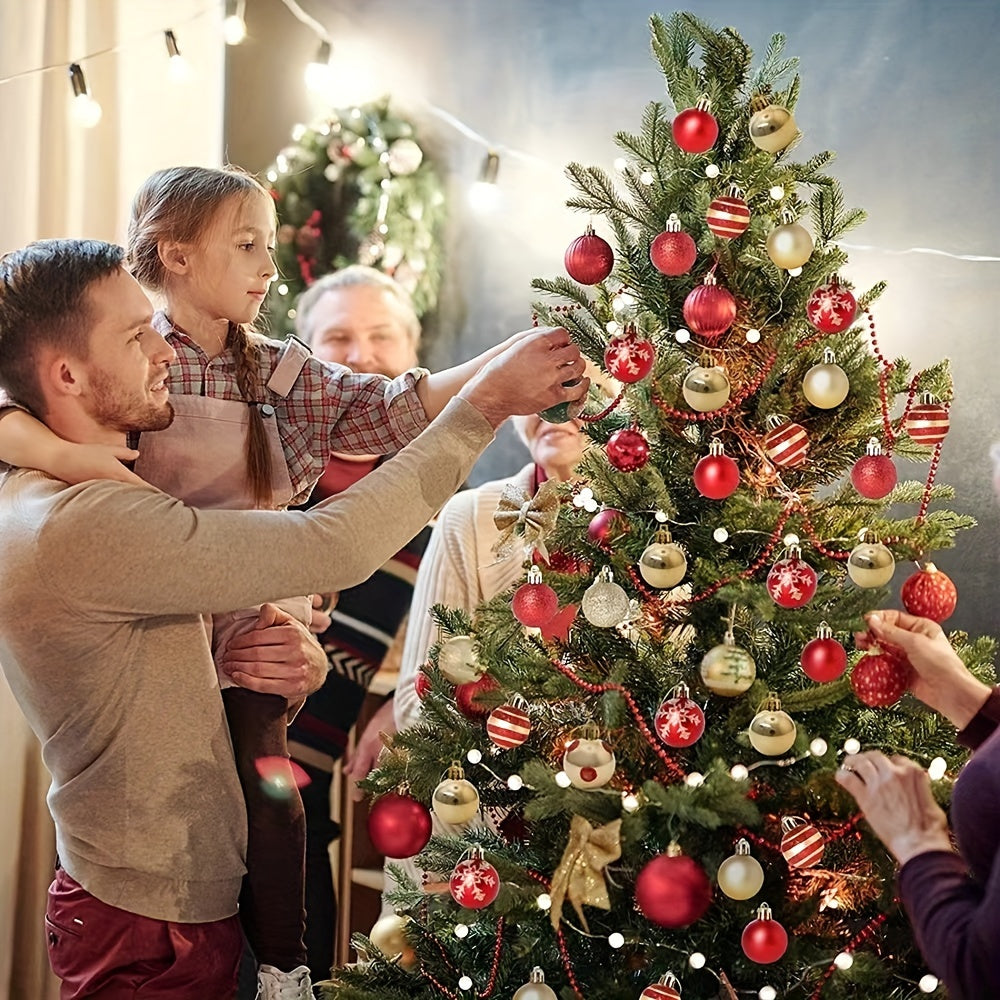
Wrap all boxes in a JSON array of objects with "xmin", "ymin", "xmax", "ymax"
[
  {"xmin": 766, "ymin": 545, "xmax": 817, "ymax": 608},
  {"xmin": 449, "ymin": 851, "xmax": 500, "ymax": 909},
  {"xmin": 604, "ymin": 331, "xmax": 655, "ymax": 383},
  {"xmin": 851, "ymin": 652, "xmax": 912, "ymax": 707},
  {"xmin": 635, "ymin": 849, "xmax": 712, "ymax": 928},
  {"xmin": 587, "ymin": 507, "xmax": 629, "ymax": 544},
  {"xmin": 682, "ymin": 274, "xmax": 737, "ymax": 340},
  {"xmin": 779, "ymin": 817, "xmax": 825, "ymax": 869},
  {"xmin": 414, "ymin": 668, "xmax": 432, "ymax": 701},
  {"xmin": 564, "ymin": 225, "xmax": 614, "ymax": 285},
  {"xmin": 764, "ymin": 418, "xmax": 809, "ymax": 468},
  {"xmin": 851, "ymin": 438, "xmax": 897, "ymax": 499},
  {"xmin": 741, "ymin": 904, "xmax": 788, "ymax": 964},
  {"xmin": 901, "ymin": 563, "xmax": 958, "ymax": 623},
  {"xmin": 672, "ymin": 103, "xmax": 719, "ymax": 154},
  {"xmin": 694, "ymin": 441, "xmax": 740, "ymax": 499},
  {"xmin": 486, "ymin": 702, "xmax": 531, "ymax": 749},
  {"xmin": 455, "ymin": 674, "xmax": 500, "ymax": 719},
  {"xmin": 800, "ymin": 624, "xmax": 847, "ymax": 682},
  {"xmin": 904, "ymin": 394, "xmax": 949, "ymax": 446},
  {"xmin": 654, "ymin": 684, "xmax": 706, "ymax": 748},
  {"xmin": 511, "ymin": 565, "xmax": 559, "ymax": 627},
  {"xmin": 367, "ymin": 792, "xmax": 433, "ymax": 859},
  {"xmin": 650, "ymin": 214, "xmax": 697, "ymax": 276},
  {"xmin": 706, "ymin": 194, "xmax": 750, "ymax": 239},
  {"xmin": 806, "ymin": 278, "xmax": 857, "ymax": 333},
  {"xmin": 606, "ymin": 428, "xmax": 650, "ymax": 472}
]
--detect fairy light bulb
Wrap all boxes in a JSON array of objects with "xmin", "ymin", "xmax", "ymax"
[
  {"xmin": 469, "ymin": 150, "xmax": 502, "ymax": 213},
  {"xmin": 686, "ymin": 772, "xmax": 705, "ymax": 787},
  {"xmin": 454, "ymin": 923, "xmax": 469, "ymax": 938},
  {"xmin": 639, "ymin": 170, "xmax": 654, "ymax": 185},
  {"xmin": 459, "ymin": 975, "xmax": 473, "ymax": 991},
  {"xmin": 305, "ymin": 40, "xmax": 333, "ymax": 93},
  {"xmin": 675, "ymin": 327, "xmax": 691, "ymax": 344},
  {"xmin": 466, "ymin": 748, "xmax": 483, "ymax": 765},
  {"xmin": 759, "ymin": 988, "xmax": 777, "ymax": 1000},
  {"xmin": 769, "ymin": 185, "xmax": 785, "ymax": 200},
  {"xmin": 746, "ymin": 328, "xmax": 761, "ymax": 343},
  {"xmin": 266, "ymin": 169, "xmax": 278, "ymax": 183},
  {"xmin": 688, "ymin": 952, "xmax": 706, "ymax": 970},
  {"xmin": 536, "ymin": 893, "xmax": 552, "ymax": 910},
  {"xmin": 654, "ymin": 510, "xmax": 669, "ymax": 523},
  {"xmin": 608, "ymin": 932, "xmax": 625, "ymax": 949},
  {"xmin": 164, "ymin": 31, "xmax": 192, "ymax": 83},
  {"xmin": 605, "ymin": 320, "xmax": 622, "ymax": 335},
  {"xmin": 731, "ymin": 763, "xmax": 749, "ymax": 780},
  {"xmin": 843, "ymin": 737, "xmax": 861, "ymax": 755},
  {"xmin": 810, "ymin": 737, "xmax": 828, "ymax": 756},
  {"xmin": 705, "ymin": 163, "xmax": 720, "ymax": 178},
  {"xmin": 919, "ymin": 974, "xmax": 939, "ymax": 992},
  {"xmin": 222, "ymin": 0, "xmax": 247, "ymax": 45},
  {"xmin": 555, "ymin": 770, "xmax": 572, "ymax": 788},
  {"xmin": 788, "ymin": 266, "xmax": 803, "ymax": 277},
  {"xmin": 507, "ymin": 774, "xmax": 524, "ymax": 791},
  {"xmin": 834, "ymin": 952, "xmax": 854, "ymax": 970},
  {"xmin": 613, "ymin": 157, "xmax": 628, "ymax": 171},
  {"xmin": 622, "ymin": 792, "xmax": 640, "ymax": 812},
  {"xmin": 928, "ymin": 756, "xmax": 947, "ymax": 780},
  {"xmin": 67, "ymin": 64, "xmax": 102, "ymax": 128},
  {"xmin": 714, "ymin": 527, "xmax": 730, "ymax": 543}
]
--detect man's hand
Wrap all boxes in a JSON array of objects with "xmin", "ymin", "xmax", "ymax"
[
  {"xmin": 51, "ymin": 441, "xmax": 145, "ymax": 485},
  {"xmin": 309, "ymin": 593, "xmax": 335, "ymax": 634},
  {"xmin": 221, "ymin": 603, "xmax": 328, "ymax": 700},
  {"xmin": 343, "ymin": 698, "xmax": 397, "ymax": 802}
]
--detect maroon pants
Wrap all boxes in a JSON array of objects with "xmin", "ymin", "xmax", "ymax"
[{"xmin": 45, "ymin": 868, "xmax": 242, "ymax": 999}]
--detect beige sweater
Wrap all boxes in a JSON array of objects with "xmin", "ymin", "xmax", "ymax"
[{"xmin": 0, "ymin": 398, "xmax": 492, "ymax": 923}]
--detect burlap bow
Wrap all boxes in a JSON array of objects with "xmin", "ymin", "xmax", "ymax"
[
  {"xmin": 549, "ymin": 815, "xmax": 622, "ymax": 931},
  {"xmin": 492, "ymin": 479, "xmax": 561, "ymax": 561}
]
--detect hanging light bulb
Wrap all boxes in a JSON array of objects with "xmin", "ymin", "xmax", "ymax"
[
  {"xmin": 468, "ymin": 149, "xmax": 501, "ymax": 213},
  {"xmin": 223, "ymin": 0, "xmax": 247, "ymax": 44},
  {"xmin": 304, "ymin": 39, "xmax": 333, "ymax": 93},
  {"xmin": 164, "ymin": 30, "xmax": 192, "ymax": 82},
  {"xmin": 67, "ymin": 63, "xmax": 102, "ymax": 128}
]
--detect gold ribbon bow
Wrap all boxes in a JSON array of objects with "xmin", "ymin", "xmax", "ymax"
[
  {"xmin": 492, "ymin": 479, "xmax": 561, "ymax": 561},
  {"xmin": 549, "ymin": 815, "xmax": 622, "ymax": 931}
]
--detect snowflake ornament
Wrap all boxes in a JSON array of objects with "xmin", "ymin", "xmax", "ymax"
[
  {"xmin": 655, "ymin": 685, "xmax": 706, "ymax": 748},
  {"xmin": 450, "ymin": 852, "xmax": 501, "ymax": 909},
  {"xmin": 766, "ymin": 546, "xmax": 818, "ymax": 609},
  {"xmin": 805, "ymin": 279, "xmax": 857, "ymax": 334}
]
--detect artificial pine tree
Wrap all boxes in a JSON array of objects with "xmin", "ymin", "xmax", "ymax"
[{"xmin": 322, "ymin": 12, "xmax": 993, "ymax": 1000}]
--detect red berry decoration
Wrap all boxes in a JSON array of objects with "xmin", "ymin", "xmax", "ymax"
[
  {"xmin": 564, "ymin": 224, "xmax": 614, "ymax": 285},
  {"xmin": 449, "ymin": 849, "xmax": 500, "ymax": 909},
  {"xmin": 455, "ymin": 673, "xmax": 500, "ymax": 719},
  {"xmin": 654, "ymin": 684, "xmax": 706, "ymax": 748},
  {"xmin": 706, "ymin": 192, "xmax": 750, "ymax": 239},
  {"xmin": 635, "ymin": 847, "xmax": 712, "ymax": 929},
  {"xmin": 604, "ymin": 330, "xmax": 655, "ymax": 383},
  {"xmin": 672, "ymin": 98, "xmax": 719, "ymax": 154},
  {"xmin": 486, "ymin": 700, "xmax": 531, "ymax": 749},
  {"xmin": 682, "ymin": 273, "xmax": 737, "ymax": 341},
  {"xmin": 741, "ymin": 903, "xmax": 789, "ymax": 964},
  {"xmin": 901, "ymin": 562, "xmax": 958, "ymax": 623},
  {"xmin": 766, "ymin": 545, "xmax": 818, "ymax": 609},
  {"xmin": 650, "ymin": 213, "xmax": 697, "ymax": 276},
  {"xmin": 806, "ymin": 277, "xmax": 857, "ymax": 333},
  {"xmin": 851, "ymin": 651, "xmax": 913, "ymax": 707},
  {"xmin": 904, "ymin": 393, "xmax": 949, "ymax": 446},
  {"xmin": 640, "ymin": 973, "xmax": 682, "ymax": 1000},
  {"xmin": 511, "ymin": 565, "xmax": 559, "ymax": 627},
  {"xmin": 693, "ymin": 440, "xmax": 740, "ymax": 499},
  {"xmin": 414, "ymin": 668, "xmax": 432, "ymax": 701},
  {"xmin": 764, "ymin": 417, "xmax": 809, "ymax": 468},
  {"xmin": 779, "ymin": 816, "xmax": 825, "ymax": 869},
  {"xmin": 587, "ymin": 507, "xmax": 629, "ymax": 544},
  {"xmin": 800, "ymin": 623, "xmax": 847, "ymax": 682},
  {"xmin": 851, "ymin": 437, "xmax": 897, "ymax": 499},
  {"xmin": 606, "ymin": 428, "xmax": 650, "ymax": 472},
  {"xmin": 367, "ymin": 792, "xmax": 433, "ymax": 859}
]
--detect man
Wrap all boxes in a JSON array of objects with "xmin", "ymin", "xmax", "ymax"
[{"xmin": 0, "ymin": 238, "xmax": 586, "ymax": 999}]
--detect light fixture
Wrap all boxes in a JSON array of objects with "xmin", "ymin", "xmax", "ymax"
[
  {"xmin": 223, "ymin": 0, "xmax": 247, "ymax": 45},
  {"xmin": 304, "ymin": 40, "xmax": 333, "ymax": 94},
  {"xmin": 468, "ymin": 150, "xmax": 501, "ymax": 212},
  {"xmin": 164, "ymin": 30, "xmax": 192, "ymax": 82},
  {"xmin": 67, "ymin": 62, "xmax": 102, "ymax": 128}
]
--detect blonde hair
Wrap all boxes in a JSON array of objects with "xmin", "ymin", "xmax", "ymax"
[{"xmin": 127, "ymin": 165, "xmax": 276, "ymax": 508}]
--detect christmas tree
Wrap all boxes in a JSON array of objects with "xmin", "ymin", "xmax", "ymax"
[{"xmin": 323, "ymin": 13, "xmax": 993, "ymax": 1000}]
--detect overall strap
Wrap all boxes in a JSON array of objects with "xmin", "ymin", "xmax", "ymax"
[{"xmin": 266, "ymin": 334, "xmax": 312, "ymax": 398}]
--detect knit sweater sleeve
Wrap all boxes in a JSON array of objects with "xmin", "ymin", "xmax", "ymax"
[{"xmin": 956, "ymin": 686, "xmax": 1000, "ymax": 751}]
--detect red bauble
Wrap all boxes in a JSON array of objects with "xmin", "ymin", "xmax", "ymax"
[
  {"xmin": 367, "ymin": 792, "xmax": 433, "ymax": 859},
  {"xmin": 455, "ymin": 674, "xmax": 500, "ymax": 719},
  {"xmin": 654, "ymin": 690, "xmax": 706, "ymax": 748},
  {"xmin": 650, "ymin": 229, "xmax": 697, "ymax": 276},
  {"xmin": 764, "ymin": 420, "xmax": 809, "ymax": 468},
  {"xmin": 706, "ymin": 195, "xmax": 750, "ymax": 239},
  {"xmin": 904, "ymin": 398, "xmax": 949, "ymax": 446},
  {"xmin": 449, "ymin": 854, "xmax": 501, "ymax": 909},
  {"xmin": 694, "ymin": 447, "xmax": 740, "ymax": 499},
  {"xmin": 901, "ymin": 563, "xmax": 958, "ymax": 623},
  {"xmin": 806, "ymin": 279, "xmax": 857, "ymax": 333},
  {"xmin": 587, "ymin": 507, "xmax": 628, "ymax": 544},
  {"xmin": 486, "ymin": 703, "xmax": 531, "ymax": 749},
  {"xmin": 682, "ymin": 277, "xmax": 737, "ymax": 340},
  {"xmin": 766, "ymin": 550, "xmax": 818, "ymax": 609},
  {"xmin": 639, "ymin": 978, "xmax": 682, "ymax": 1000},
  {"xmin": 539, "ymin": 603, "xmax": 578, "ymax": 643},
  {"xmin": 604, "ymin": 332, "xmax": 655, "ymax": 383},
  {"xmin": 801, "ymin": 636, "xmax": 847, "ymax": 683},
  {"xmin": 414, "ymin": 669, "xmax": 432, "ymax": 700},
  {"xmin": 741, "ymin": 910, "xmax": 789, "ymax": 964},
  {"xmin": 780, "ymin": 819, "xmax": 825, "ymax": 869},
  {"xmin": 672, "ymin": 106, "xmax": 719, "ymax": 154},
  {"xmin": 606, "ymin": 428, "xmax": 650, "ymax": 472},
  {"xmin": 851, "ymin": 453, "xmax": 897, "ymax": 499},
  {"xmin": 851, "ymin": 652, "xmax": 912, "ymax": 707},
  {"xmin": 564, "ymin": 226, "xmax": 614, "ymax": 285},
  {"xmin": 635, "ymin": 853, "xmax": 712, "ymax": 928},
  {"xmin": 511, "ymin": 578, "xmax": 559, "ymax": 627}
]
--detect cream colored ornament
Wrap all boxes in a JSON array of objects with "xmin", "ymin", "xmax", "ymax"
[
  {"xmin": 436, "ymin": 635, "xmax": 482, "ymax": 685},
  {"xmin": 749, "ymin": 103, "xmax": 798, "ymax": 152},
  {"xmin": 639, "ymin": 528, "xmax": 688, "ymax": 589},
  {"xmin": 803, "ymin": 348, "xmax": 850, "ymax": 408},
  {"xmin": 766, "ymin": 216, "xmax": 813, "ymax": 269},
  {"xmin": 700, "ymin": 629, "xmax": 756, "ymax": 696},
  {"xmin": 431, "ymin": 762, "xmax": 480, "ymax": 824},
  {"xmin": 682, "ymin": 363, "xmax": 731, "ymax": 412},
  {"xmin": 717, "ymin": 838, "xmax": 765, "ymax": 900},
  {"xmin": 748, "ymin": 692, "xmax": 797, "ymax": 755},
  {"xmin": 562, "ymin": 725, "xmax": 616, "ymax": 789},
  {"xmin": 368, "ymin": 913, "xmax": 418, "ymax": 971},
  {"xmin": 847, "ymin": 533, "xmax": 896, "ymax": 588},
  {"xmin": 581, "ymin": 565, "xmax": 631, "ymax": 628},
  {"xmin": 513, "ymin": 968, "xmax": 558, "ymax": 1000}
]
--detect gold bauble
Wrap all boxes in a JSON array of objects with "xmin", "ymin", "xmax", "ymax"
[
  {"xmin": 766, "ymin": 221, "xmax": 813, "ymax": 269},
  {"xmin": 368, "ymin": 913, "xmax": 418, "ymax": 971},
  {"xmin": 749, "ymin": 104, "xmax": 798, "ymax": 152},
  {"xmin": 748, "ymin": 708, "xmax": 797, "ymax": 756},
  {"xmin": 431, "ymin": 775, "xmax": 480, "ymax": 824},
  {"xmin": 562, "ymin": 736, "xmax": 616, "ymax": 789},
  {"xmin": 700, "ymin": 634, "xmax": 756, "ymax": 697},
  {"xmin": 639, "ymin": 531, "xmax": 688, "ymax": 589},
  {"xmin": 513, "ymin": 969, "xmax": 558, "ymax": 1000},
  {"xmin": 682, "ymin": 364, "xmax": 732, "ymax": 412},
  {"xmin": 847, "ymin": 540, "xmax": 896, "ymax": 588},
  {"xmin": 803, "ymin": 360, "xmax": 850, "ymax": 409},
  {"xmin": 581, "ymin": 566, "xmax": 631, "ymax": 628},
  {"xmin": 717, "ymin": 839, "xmax": 765, "ymax": 900},
  {"xmin": 437, "ymin": 635, "xmax": 482, "ymax": 685}
]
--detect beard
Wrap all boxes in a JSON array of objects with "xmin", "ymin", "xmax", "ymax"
[{"xmin": 86, "ymin": 368, "xmax": 175, "ymax": 433}]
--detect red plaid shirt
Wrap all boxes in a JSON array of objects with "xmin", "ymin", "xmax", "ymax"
[{"xmin": 151, "ymin": 312, "xmax": 429, "ymax": 505}]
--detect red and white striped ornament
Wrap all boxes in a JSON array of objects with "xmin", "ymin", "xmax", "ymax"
[
  {"xmin": 706, "ymin": 190, "xmax": 750, "ymax": 239},
  {"xmin": 905, "ymin": 393, "xmax": 949, "ymax": 446},
  {"xmin": 780, "ymin": 816, "xmax": 825, "ymax": 869},
  {"xmin": 764, "ymin": 417, "xmax": 809, "ymax": 468},
  {"xmin": 486, "ymin": 700, "xmax": 532, "ymax": 749},
  {"xmin": 640, "ymin": 972, "xmax": 682, "ymax": 1000}
]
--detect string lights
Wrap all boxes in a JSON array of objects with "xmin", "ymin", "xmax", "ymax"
[
  {"xmin": 222, "ymin": 0, "xmax": 247, "ymax": 45},
  {"xmin": 67, "ymin": 63, "xmax": 102, "ymax": 129}
]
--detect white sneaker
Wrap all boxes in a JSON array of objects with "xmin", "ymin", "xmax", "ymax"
[{"xmin": 256, "ymin": 964, "xmax": 313, "ymax": 1000}]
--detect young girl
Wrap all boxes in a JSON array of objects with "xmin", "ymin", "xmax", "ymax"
[{"xmin": 0, "ymin": 165, "xmax": 546, "ymax": 999}]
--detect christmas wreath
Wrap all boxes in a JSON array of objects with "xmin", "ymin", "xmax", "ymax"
[{"xmin": 264, "ymin": 97, "xmax": 446, "ymax": 339}]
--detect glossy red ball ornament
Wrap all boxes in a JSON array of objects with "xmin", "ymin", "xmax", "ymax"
[
  {"xmin": 450, "ymin": 852, "xmax": 501, "ymax": 909},
  {"xmin": 672, "ymin": 104, "xmax": 719, "ymax": 154},
  {"xmin": 806, "ymin": 278, "xmax": 857, "ymax": 333},
  {"xmin": 650, "ymin": 214, "xmax": 697, "ymax": 276},
  {"xmin": 766, "ymin": 546, "xmax": 818, "ymax": 608},
  {"xmin": 564, "ymin": 225, "xmax": 614, "ymax": 285},
  {"xmin": 780, "ymin": 817, "xmax": 825, "ymax": 869},
  {"xmin": 606, "ymin": 428, "xmax": 650, "ymax": 472},
  {"xmin": 901, "ymin": 563, "xmax": 958, "ymax": 623},
  {"xmin": 682, "ymin": 274, "xmax": 737, "ymax": 341},
  {"xmin": 414, "ymin": 669, "xmax": 432, "ymax": 701},
  {"xmin": 635, "ymin": 850, "xmax": 713, "ymax": 929},
  {"xmin": 694, "ymin": 441, "xmax": 740, "ymax": 499},
  {"xmin": 487, "ymin": 702, "xmax": 531, "ymax": 749},
  {"xmin": 587, "ymin": 507, "xmax": 629, "ymax": 544},
  {"xmin": 851, "ymin": 439, "xmax": 897, "ymax": 499},
  {"xmin": 455, "ymin": 673, "xmax": 500, "ymax": 719},
  {"xmin": 851, "ymin": 652, "xmax": 912, "ymax": 707},
  {"xmin": 904, "ymin": 395, "xmax": 949, "ymax": 446},
  {"xmin": 654, "ymin": 685, "xmax": 706, "ymax": 748},
  {"xmin": 741, "ymin": 905, "xmax": 788, "ymax": 964},
  {"xmin": 801, "ymin": 625, "xmax": 847, "ymax": 682},
  {"xmin": 764, "ymin": 419, "xmax": 809, "ymax": 468},
  {"xmin": 604, "ymin": 331, "xmax": 655, "ymax": 383},
  {"xmin": 367, "ymin": 792, "xmax": 433, "ymax": 859},
  {"xmin": 511, "ymin": 566, "xmax": 559, "ymax": 627},
  {"xmin": 706, "ymin": 194, "xmax": 750, "ymax": 239}
]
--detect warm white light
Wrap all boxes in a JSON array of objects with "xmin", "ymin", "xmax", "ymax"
[
  {"xmin": 286, "ymin": 308, "xmax": 297, "ymax": 320},
  {"xmin": 71, "ymin": 93, "xmax": 103, "ymax": 128},
  {"xmin": 223, "ymin": 15, "xmax": 247, "ymax": 44},
  {"xmin": 466, "ymin": 748, "xmax": 482, "ymax": 765},
  {"xmin": 276, "ymin": 153, "xmax": 290, "ymax": 174},
  {"xmin": 928, "ymin": 756, "xmax": 947, "ymax": 781},
  {"xmin": 305, "ymin": 40, "xmax": 333, "ymax": 94},
  {"xmin": 507, "ymin": 774, "xmax": 524, "ymax": 791},
  {"xmin": 675, "ymin": 327, "xmax": 691, "ymax": 344},
  {"xmin": 714, "ymin": 527, "xmax": 730, "ymax": 543},
  {"xmin": 266, "ymin": 169, "xmax": 278, "ymax": 182},
  {"xmin": 291, "ymin": 123, "xmax": 307, "ymax": 141},
  {"xmin": 834, "ymin": 952, "xmax": 854, "ymax": 970},
  {"xmin": 686, "ymin": 772, "xmax": 705, "ymax": 788},
  {"xmin": 555, "ymin": 770, "xmax": 572, "ymax": 788},
  {"xmin": 731, "ymin": 764, "xmax": 749, "ymax": 781},
  {"xmin": 168, "ymin": 54, "xmax": 192, "ymax": 83},
  {"xmin": 583, "ymin": 499, "xmax": 599, "ymax": 513},
  {"xmin": 745, "ymin": 328, "xmax": 761, "ymax": 343},
  {"xmin": 468, "ymin": 181, "xmax": 502, "ymax": 213},
  {"xmin": 536, "ymin": 893, "xmax": 552, "ymax": 910},
  {"xmin": 458, "ymin": 976, "xmax": 473, "ymax": 991},
  {"xmin": 639, "ymin": 170, "xmax": 654, "ymax": 185},
  {"xmin": 608, "ymin": 932, "xmax": 625, "ymax": 949},
  {"xmin": 622, "ymin": 792, "xmax": 640, "ymax": 812},
  {"xmin": 810, "ymin": 738, "xmax": 828, "ymax": 757},
  {"xmin": 783, "ymin": 533, "xmax": 800, "ymax": 546},
  {"xmin": 654, "ymin": 510, "xmax": 668, "ymax": 523},
  {"xmin": 918, "ymin": 974, "xmax": 939, "ymax": 993},
  {"xmin": 276, "ymin": 283, "xmax": 289, "ymax": 296},
  {"xmin": 843, "ymin": 738, "xmax": 861, "ymax": 755},
  {"xmin": 759, "ymin": 988, "xmax": 777, "ymax": 1000},
  {"xmin": 688, "ymin": 952, "xmax": 706, "ymax": 970},
  {"xmin": 769, "ymin": 185, "xmax": 785, "ymax": 200},
  {"xmin": 605, "ymin": 320, "xmax": 621, "ymax": 335},
  {"xmin": 788, "ymin": 266, "xmax": 803, "ymax": 277},
  {"xmin": 613, "ymin": 157, "xmax": 628, "ymax": 172},
  {"xmin": 454, "ymin": 923, "xmax": 469, "ymax": 938},
  {"xmin": 705, "ymin": 163, "xmax": 720, "ymax": 178}
]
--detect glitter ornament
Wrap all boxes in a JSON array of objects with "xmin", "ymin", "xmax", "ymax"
[
  {"xmin": 367, "ymin": 792, "xmax": 433, "ymax": 859},
  {"xmin": 707, "ymin": 189, "xmax": 750, "ymax": 239},
  {"xmin": 450, "ymin": 847, "xmax": 500, "ymax": 909},
  {"xmin": 455, "ymin": 673, "xmax": 500, "ymax": 719},
  {"xmin": 368, "ymin": 913, "xmax": 418, "ymax": 970},
  {"xmin": 635, "ymin": 843, "xmax": 713, "ymax": 928},
  {"xmin": 766, "ymin": 544, "xmax": 817, "ymax": 608},
  {"xmin": 564, "ymin": 224, "xmax": 613, "ymax": 284},
  {"xmin": 700, "ymin": 630, "xmax": 756, "ymax": 696},
  {"xmin": 803, "ymin": 348, "xmax": 850, "ymax": 408},
  {"xmin": 806, "ymin": 277, "xmax": 857, "ymax": 333},
  {"xmin": 414, "ymin": 668, "xmax": 432, "ymax": 700},
  {"xmin": 901, "ymin": 563, "xmax": 958, "ymax": 623},
  {"xmin": 749, "ymin": 100, "xmax": 798, "ymax": 152},
  {"xmin": 764, "ymin": 415, "xmax": 809, "ymax": 468},
  {"xmin": 604, "ymin": 330, "xmax": 655, "ymax": 383},
  {"xmin": 639, "ymin": 528, "xmax": 688, "ymax": 589},
  {"xmin": 587, "ymin": 507, "xmax": 629, "ymax": 544},
  {"xmin": 581, "ymin": 565, "xmax": 630, "ymax": 627},
  {"xmin": 682, "ymin": 363, "xmax": 731, "ymax": 412},
  {"xmin": 717, "ymin": 839, "xmax": 764, "ymax": 900},
  {"xmin": 650, "ymin": 213, "xmax": 698, "ymax": 275},
  {"xmin": 847, "ymin": 534, "xmax": 896, "ymax": 588},
  {"xmin": 672, "ymin": 97, "xmax": 719, "ymax": 154},
  {"xmin": 654, "ymin": 683, "xmax": 705, "ymax": 748},
  {"xmin": 780, "ymin": 816, "xmax": 825, "ymax": 869},
  {"xmin": 766, "ymin": 218, "xmax": 813, "ymax": 269},
  {"xmin": 487, "ymin": 697, "xmax": 532, "ymax": 749},
  {"xmin": 694, "ymin": 440, "xmax": 740, "ymax": 499},
  {"xmin": 851, "ymin": 438, "xmax": 897, "ymax": 499},
  {"xmin": 741, "ymin": 903, "xmax": 789, "ymax": 964},
  {"xmin": 640, "ymin": 972, "xmax": 682, "ymax": 1000},
  {"xmin": 437, "ymin": 634, "xmax": 481, "ymax": 684},
  {"xmin": 904, "ymin": 393, "xmax": 950, "ymax": 446},
  {"xmin": 432, "ymin": 763, "xmax": 480, "ymax": 824},
  {"xmin": 851, "ymin": 651, "xmax": 912, "ymax": 707},
  {"xmin": 800, "ymin": 622, "xmax": 848, "ymax": 682},
  {"xmin": 511, "ymin": 565, "xmax": 559, "ymax": 627},
  {"xmin": 748, "ymin": 692, "xmax": 797, "ymax": 756},
  {"xmin": 606, "ymin": 427, "xmax": 650, "ymax": 472},
  {"xmin": 562, "ymin": 726, "xmax": 616, "ymax": 788},
  {"xmin": 513, "ymin": 968, "xmax": 558, "ymax": 1000},
  {"xmin": 683, "ymin": 272, "xmax": 737, "ymax": 340}
]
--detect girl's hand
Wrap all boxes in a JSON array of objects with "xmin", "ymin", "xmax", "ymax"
[{"xmin": 49, "ymin": 441, "xmax": 144, "ymax": 486}]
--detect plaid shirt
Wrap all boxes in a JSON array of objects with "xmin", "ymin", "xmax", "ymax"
[{"xmin": 151, "ymin": 312, "xmax": 430, "ymax": 505}]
